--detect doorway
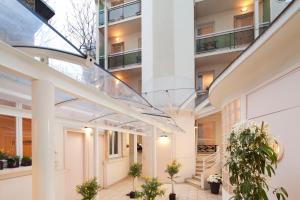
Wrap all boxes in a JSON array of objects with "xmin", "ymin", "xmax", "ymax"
[{"xmin": 65, "ymin": 131, "xmax": 85, "ymax": 200}]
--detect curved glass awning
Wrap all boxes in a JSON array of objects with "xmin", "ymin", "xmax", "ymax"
[{"xmin": 0, "ymin": 0, "xmax": 183, "ymax": 134}]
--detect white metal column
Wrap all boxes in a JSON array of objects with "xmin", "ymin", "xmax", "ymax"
[
  {"xmin": 254, "ymin": 0, "xmax": 260, "ymax": 38},
  {"xmin": 16, "ymin": 103, "xmax": 23, "ymax": 157},
  {"xmin": 32, "ymin": 80, "xmax": 55, "ymax": 200},
  {"xmin": 133, "ymin": 134, "xmax": 138, "ymax": 163},
  {"xmin": 93, "ymin": 128, "xmax": 100, "ymax": 200},
  {"xmin": 152, "ymin": 127, "xmax": 157, "ymax": 177}
]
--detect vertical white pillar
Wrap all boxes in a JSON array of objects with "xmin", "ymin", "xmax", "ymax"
[
  {"xmin": 93, "ymin": 128, "xmax": 100, "ymax": 200},
  {"xmin": 16, "ymin": 103, "xmax": 23, "ymax": 157},
  {"xmin": 152, "ymin": 128, "xmax": 157, "ymax": 177},
  {"xmin": 32, "ymin": 80, "xmax": 55, "ymax": 200},
  {"xmin": 254, "ymin": 0, "xmax": 260, "ymax": 38},
  {"xmin": 133, "ymin": 134, "xmax": 138, "ymax": 163}
]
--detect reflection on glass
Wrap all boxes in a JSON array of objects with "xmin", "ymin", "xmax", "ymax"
[
  {"xmin": 0, "ymin": 115, "xmax": 16, "ymax": 156},
  {"xmin": 22, "ymin": 118, "xmax": 32, "ymax": 157},
  {"xmin": 108, "ymin": 0, "xmax": 141, "ymax": 23},
  {"xmin": 0, "ymin": 0, "xmax": 83, "ymax": 56}
]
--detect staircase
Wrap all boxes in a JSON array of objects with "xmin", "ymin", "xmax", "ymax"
[{"xmin": 186, "ymin": 146, "xmax": 220, "ymax": 190}]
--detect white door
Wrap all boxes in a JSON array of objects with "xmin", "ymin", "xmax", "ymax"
[{"xmin": 65, "ymin": 131, "xmax": 85, "ymax": 200}]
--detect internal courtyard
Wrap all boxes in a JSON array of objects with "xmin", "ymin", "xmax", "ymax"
[{"xmin": 0, "ymin": 0, "xmax": 299, "ymax": 200}]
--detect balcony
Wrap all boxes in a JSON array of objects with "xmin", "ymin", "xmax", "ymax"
[
  {"xmin": 195, "ymin": 26, "xmax": 254, "ymax": 54},
  {"xmin": 109, "ymin": 49, "xmax": 141, "ymax": 70},
  {"xmin": 195, "ymin": 23, "xmax": 270, "ymax": 54},
  {"xmin": 108, "ymin": 0, "xmax": 141, "ymax": 23}
]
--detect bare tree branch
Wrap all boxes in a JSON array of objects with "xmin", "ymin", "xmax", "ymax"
[{"xmin": 66, "ymin": 0, "xmax": 96, "ymax": 58}]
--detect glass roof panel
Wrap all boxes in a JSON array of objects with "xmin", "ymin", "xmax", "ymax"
[{"xmin": 0, "ymin": 0, "xmax": 84, "ymax": 56}]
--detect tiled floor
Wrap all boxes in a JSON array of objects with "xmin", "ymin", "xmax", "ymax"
[{"xmin": 99, "ymin": 178, "xmax": 222, "ymax": 200}]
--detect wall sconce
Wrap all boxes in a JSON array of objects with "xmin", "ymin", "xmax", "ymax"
[
  {"xmin": 270, "ymin": 138, "xmax": 284, "ymax": 162},
  {"xmin": 241, "ymin": 7, "xmax": 248, "ymax": 13},
  {"xmin": 83, "ymin": 127, "xmax": 93, "ymax": 134},
  {"xmin": 159, "ymin": 135, "xmax": 169, "ymax": 144},
  {"xmin": 115, "ymin": 37, "xmax": 120, "ymax": 42}
]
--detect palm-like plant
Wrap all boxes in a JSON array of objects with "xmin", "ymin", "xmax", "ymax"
[
  {"xmin": 128, "ymin": 163, "xmax": 142, "ymax": 197},
  {"xmin": 165, "ymin": 160, "xmax": 181, "ymax": 195}
]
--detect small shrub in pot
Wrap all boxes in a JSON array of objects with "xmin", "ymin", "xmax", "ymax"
[
  {"xmin": 0, "ymin": 150, "xmax": 8, "ymax": 170},
  {"xmin": 128, "ymin": 163, "xmax": 142, "ymax": 198},
  {"xmin": 7, "ymin": 156, "xmax": 20, "ymax": 168},
  {"xmin": 207, "ymin": 174, "xmax": 222, "ymax": 194},
  {"xmin": 165, "ymin": 160, "xmax": 181, "ymax": 200},
  {"xmin": 76, "ymin": 177, "xmax": 101, "ymax": 200},
  {"xmin": 21, "ymin": 156, "xmax": 32, "ymax": 166}
]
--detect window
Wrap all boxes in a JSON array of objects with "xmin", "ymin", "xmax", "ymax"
[
  {"xmin": 22, "ymin": 118, "xmax": 32, "ymax": 157},
  {"xmin": 108, "ymin": 131, "xmax": 122, "ymax": 158},
  {"xmin": 111, "ymin": 42, "xmax": 124, "ymax": 53},
  {"xmin": 196, "ymin": 71, "xmax": 214, "ymax": 91},
  {"xmin": 234, "ymin": 12, "xmax": 254, "ymax": 28},
  {"xmin": 197, "ymin": 22, "xmax": 214, "ymax": 36},
  {"xmin": 0, "ymin": 115, "xmax": 16, "ymax": 156}
]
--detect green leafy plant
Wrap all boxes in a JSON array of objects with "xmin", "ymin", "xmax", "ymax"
[
  {"xmin": 21, "ymin": 156, "xmax": 32, "ymax": 166},
  {"xmin": 165, "ymin": 160, "xmax": 181, "ymax": 194},
  {"xmin": 128, "ymin": 163, "xmax": 142, "ymax": 198},
  {"xmin": 7, "ymin": 156, "xmax": 20, "ymax": 168},
  {"xmin": 226, "ymin": 121, "xmax": 288, "ymax": 200},
  {"xmin": 76, "ymin": 177, "xmax": 101, "ymax": 200},
  {"xmin": 0, "ymin": 150, "xmax": 8, "ymax": 160},
  {"xmin": 139, "ymin": 178, "xmax": 165, "ymax": 200}
]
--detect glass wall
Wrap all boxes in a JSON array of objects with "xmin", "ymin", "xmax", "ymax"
[
  {"xmin": 0, "ymin": 115, "xmax": 16, "ymax": 156},
  {"xmin": 22, "ymin": 118, "xmax": 32, "ymax": 157}
]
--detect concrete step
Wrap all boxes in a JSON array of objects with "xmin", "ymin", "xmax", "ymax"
[
  {"xmin": 185, "ymin": 178, "xmax": 201, "ymax": 189},
  {"xmin": 192, "ymin": 175, "xmax": 201, "ymax": 182}
]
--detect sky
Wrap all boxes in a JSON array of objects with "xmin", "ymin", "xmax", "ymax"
[{"xmin": 46, "ymin": 0, "xmax": 96, "ymax": 48}]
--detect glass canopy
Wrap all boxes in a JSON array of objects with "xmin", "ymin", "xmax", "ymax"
[{"xmin": 0, "ymin": 0, "xmax": 183, "ymax": 134}]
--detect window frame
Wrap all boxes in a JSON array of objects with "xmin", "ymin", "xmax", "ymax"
[
  {"xmin": 0, "ymin": 102, "xmax": 32, "ymax": 158},
  {"xmin": 108, "ymin": 131, "xmax": 122, "ymax": 159}
]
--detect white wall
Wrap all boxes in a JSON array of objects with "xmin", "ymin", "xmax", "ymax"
[
  {"xmin": 108, "ymin": 32, "xmax": 141, "ymax": 53},
  {"xmin": 245, "ymin": 66, "xmax": 300, "ymax": 200},
  {"xmin": 0, "ymin": 175, "xmax": 32, "ymax": 200}
]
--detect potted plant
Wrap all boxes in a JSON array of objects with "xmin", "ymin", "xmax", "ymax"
[
  {"xmin": 139, "ymin": 177, "xmax": 165, "ymax": 200},
  {"xmin": 7, "ymin": 156, "xmax": 20, "ymax": 168},
  {"xmin": 226, "ymin": 121, "xmax": 288, "ymax": 200},
  {"xmin": 0, "ymin": 150, "xmax": 8, "ymax": 170},
  {"xmin": 76, "ymin": 177, "xmax": 101, "ymax": 200},
  {"xmin": 21, "ymin": 156, "xmax": 32, "ymax": 166},
  {"xmin": 128, "ymin": 162, "xmax": 142, "ymax": 198},
  {"xmin": 165, "ymin": 160, "xmax": 181, "ymax": 200},
  {"xmin": 207, "ymin": 174, "xmax": 222, "ymax": 194}
]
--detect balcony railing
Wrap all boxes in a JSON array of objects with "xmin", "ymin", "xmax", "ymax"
[
  {"xmin": 108, "ymin": 0, "xmax": 141, "ymax": 23},
  {"xmin": 195, "ymin": 26, "xmax": 255, "ymax": 54},
  {"xmin": 108, "ymin": 49, "xmax": 141, "ymax": 69},
  {"xmin": 195, "ymin": 90, "xmax": 208, "ymax": 107},
  {"xmin": 98, "ymin": 49, "xmax": 142, "ymax": 70},
  {"xmin": 195, "ymin": 23, "xmax": 271, "ymax": 54},
  {"xmin": 99, "ymin": 10, "xmax": 104, "ymax": 26}
]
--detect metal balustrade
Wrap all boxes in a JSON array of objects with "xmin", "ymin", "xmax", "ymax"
[
  {"xmin": 195, "ymin": 26, "xmax": 255, "ymax": 54},
  {"xmin": 108, "ymin": 0, "xmax": 141, "ymax": 23},
  {"xmin": 98, "ymin": 49, "xmax": 141, "ymax": 70},
  {"xmin": 195, "ymin": 23, "xmax": 270, "ymax": 54},
  {"xmin": 108, "ymin": 49, "xmax": 141, "ymax": 69},
  {"xmin": 197, "ymin": 144, "xmax": 218, "ymax": 153}
]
